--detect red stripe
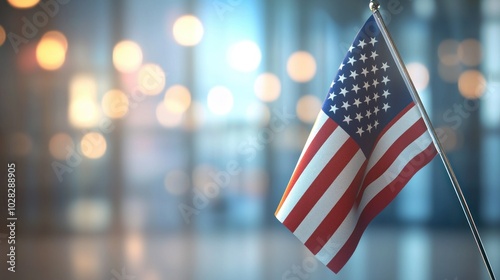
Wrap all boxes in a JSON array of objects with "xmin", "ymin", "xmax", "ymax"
[
  {"xmin": 304, "ymin": 160, "xmax": 367, "ymax": 255},
  {"xmin": 283, "ymin": 137, "xmax": 359, "ymax": 232},
  {"xmin": 275, "ymin": 118, "xmax": 338, "ymax": 215},
  {"xmin": 358, "ymin": 119, "xmax": 428, "ymax": 197},
  {"xmin": 326, "ymin": 144, "xmax": 437, "ymax": 273}
]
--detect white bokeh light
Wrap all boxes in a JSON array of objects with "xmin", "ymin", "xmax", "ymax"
[
  {"xmin": 227, "ymin": 40, "xmax": 262, "ymax": 72},
  {"xmin": 407, "ymin": 62, "xmax": 430, "ymax": 91},
  {"xmin": 254, "ymin": 73, "xmax": 281, "ymax": 102},
  {"xmin": 207, "ymin": 86, "xmax": 234, "ymax": 115}
]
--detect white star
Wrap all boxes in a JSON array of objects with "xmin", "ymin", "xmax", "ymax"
[
  {"xmin": 363, "ymin": 81, "xmax": 370, "ymax": 91},
  {"xmin": 341, "ymin": 101, "xmax": 351, "ymax": 110},
  {"xmin": 359, "ymin": 53, "xmax": 368, "ymax": 63},
  {"xmin": 367, "ymin": 123, "xmax": 373, "ymax": 133},
  {"xmin": 364, "ymin": 95, "xmax": 371, "ymax": 105},
  {"xmin": 382, "ymin": 103, "xmax": 391, "ymax": 112},
  {"xmin": 339, "ymin": 63, "xmax": 345, "ymax": 70},
  {"xmin": 355, "ymin": 112, "xmax": 363, "ymax": 122},
  {"xmin": 339, "ymin": 87, "xmax": 348, "ymax": 96},
  {"xmin": 382, "ymin": 76, "xmax": 390, "ymax": 85},
  {"xmin": 361, "ymin": 68, "xmax": 369, "ymax": 77},
  {"xmin": 358, "ymin": 39, "xmax": 367, "ymax": 49},
  {"xmin": 328, "ymin": 92, "xmax": 336, "ymax": 101},
  {"xmin": 372, "ymin": 79, "xmax": 379, "ymax": 88},
  {"xmin": 374, "ymin": 120, "xmax": 380, "ymax": 129},
  {"xmin": 365, "ymin": 109, "xmax": 372, "ymax": 119},
  {"xmin": 347, "ymin": 56, "xmax": 356, "ymax": 66},
  {"xmin": 338, "ymin": 74, "xmax": 346, "ymax": 83},
  {"xmin": 348, "ymin": 45, "xmax": 355, "ymax": 52},
  {"xmin": 370, "ymin": 51, "xmax": 379, "ymax": 60},
  {"xmin": 382, "ymin": 90, "xmax": 391, "ymax": 98},
  {"xmin": 330, "ymin": 104, "xmax": 339, "ymax": 114},
  {"xmin": 356, "ymin": 127, "xmax": 364, "ymax": 136},
  {"xmin": 371, "ymin": 64, "xmax": 379, "ymax": 74},
  {"xmin": 353, "ymin": 98, "xmax": 362, "ymax": 108},
  {"xmin": 373, "ymin": 92, "xmax": 380, "ymax": 101},
  {"xmin": 369, "ymin": 37, "xmax": 378, "ymax": 46},
  {"xmin": 381, "ymin": 62, "xmax": 389, "ymax": 71},
  {"xmin": 343, "ymin": 115, "xmax": 352, "ymax": 125},
  {"xmin": 351, "ymin": 84, "xmax": 360, "ymax": 93},
  {"xmin": 349, "ymin": 70, "xmax": 358, "ymax": 80},
  {"xmin": 330, "ymin": 80, "xmax": 335, "ymax": 88},
  {"xmin": 373, "ymin": 106, "xmax": 380, "ymax": 115}
]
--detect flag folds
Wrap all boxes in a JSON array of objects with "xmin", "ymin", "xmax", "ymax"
[{"xmin": 275, "ymin": 15, "xmax": 437, "ymax": 273}]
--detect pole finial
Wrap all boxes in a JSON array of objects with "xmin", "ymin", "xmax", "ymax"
[{"xmin": 369, "ymin": 0, "xmax": 380, "ymax": 12}]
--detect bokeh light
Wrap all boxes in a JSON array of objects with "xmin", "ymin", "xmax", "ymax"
[
  {"xmin": 287, "ymin": 51, "xmax": 317, "ymax": 82},
  {"xmin": 80, "ymin": 132, "xmax": 107, "ymax": 159},
  {"xmin": 458, "ymin": 39, "xmax": 482, "ymax": 67},
  {"xmin": 227, "ymin": 40, "xmax": 262, "ymax": 72},
  {"xmin": 44, "ymin": 30, "xmax": 68, "ymax": 52},
  {"xmin": 438, "ymin": 39, "xmax": 460, "ymax": 66},
  {"xmin": 407, "ymin": 62, "xmax": 430, "ymax": 91},
  {"xmin": 296, "ymin": 94, "xmax": 321, "ymax": 123},
  {"xmin": 113, "ymin": 40, "xmax": 143, "ymax": 73},
  {"xmin": 10, "ymin": 132, "xmax": 33, "ymax": 156},
  {"xmin": 207, "ymin": 86, "xmax": 234, "ymax": 115},
  {"xmin": 67, "ymin": 199, "xmax": 111, "ymax": 232},
  {"xmin": 458, "ymin": 70, "xmax": 486, "ymax": 99},
  {"xmin": 172, "ymin": 15, "xmax": 204, "ymax": 46},
  {"xmin": 69, "ymin": 74, "xmax": 100, "ymax": 128},
  {"xmin": 102, "ymin": 89, "xmax": 129, "ymax": 118},
  {"xmin": 137, "ymin": 63, "xmax": 166, "ymax": 95},
  {"xmin": 0, "ymin": 25, "xmax": 6, "ymax": 46},
  {"xmin": 125, "ymin": 233, "xmax": 144, "ymax": 268},
  {"xmin": 164, "ymin": 169, "xmax": 190, "ymax": 195},
  {"xmin": 36, "ymin": 32, "xmax": 67, "ymax": 70},
  {"xmin": 254, "ymin": 73, "xmax": 281, "ymax": 102},
  {"xmin": 156, "ymin": 102, "xmax": 183, "ymax": 128},
  {"xmin": 69, "ymin": 240, "xmax": 101, "ymax": 279},
  {"xmin": 7, "ymin": 0, "xmax": 39, "ymax": 8},
  {"xmin": 163, "ymin": 85, "xmax": 191, "ymax": 114},
  {"xmin": 184, "ymin": 101, "xmax": 206, "ymax": 130},
  {"xmin": 49, "ymin": 133, "xmax": 74, "ymax": 160}
]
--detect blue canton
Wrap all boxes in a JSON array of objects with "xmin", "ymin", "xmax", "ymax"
[{"xmin": 322, "ymin": 16, "xmax": 414, "ymax": 157}]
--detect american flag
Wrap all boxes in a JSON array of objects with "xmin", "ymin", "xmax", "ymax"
[{"xmin": 275, "ymin": 16, "xmax": 437, "ymax": 273}]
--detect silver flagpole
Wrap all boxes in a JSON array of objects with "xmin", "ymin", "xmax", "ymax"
[{"xmin": 368, "ymin": 1, "xmax": 497, "ymax": 279}]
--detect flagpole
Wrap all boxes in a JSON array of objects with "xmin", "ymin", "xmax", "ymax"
[{"xmin": 368, "ymin": 1, "xmax": 497, "ymax": 279}]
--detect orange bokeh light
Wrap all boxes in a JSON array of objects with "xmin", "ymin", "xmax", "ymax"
[{"xmin": 36, "ymin": 33, "xmax": 67, "ymax": 70}]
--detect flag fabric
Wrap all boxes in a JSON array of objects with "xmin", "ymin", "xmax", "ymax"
[{"xmin": 275, "ymin": 15, "xmax": 437, "ymax": 273}]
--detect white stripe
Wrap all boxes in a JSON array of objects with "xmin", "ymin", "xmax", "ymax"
[
  {"xmin": 297, "ymin": 111, "xmax": 329, "ymax": 163},
  {"xmin": 366, "ymin": 106, "xmax": 421, "ymax": 171},
  {"xmin": 314, "ymin": 129, "xmax": 432, "ymax": 265},
  {"xmin": 294, "ymin": 149, "xmax": 366, "ymax": 243},
  {"xmin": 276, "ymin": 126, "xmax": 350, "ymax": 222}
]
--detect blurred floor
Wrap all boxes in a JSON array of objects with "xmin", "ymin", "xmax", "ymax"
[{"xmin": 1, "ymin": 227, "xmax": 499, "ymax": 280}]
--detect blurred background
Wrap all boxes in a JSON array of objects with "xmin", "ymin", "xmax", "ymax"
[{"xmin": 0, "ymin": 0, "xmax": 499, "ymax": 279}]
